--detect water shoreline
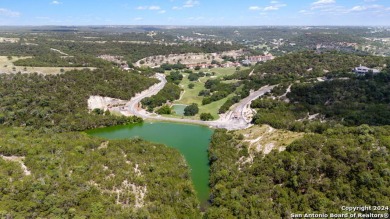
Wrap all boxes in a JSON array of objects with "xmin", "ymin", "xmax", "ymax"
[{"xmin": 86, "ymin": 121, "xmax": 214, "ymax": 205}]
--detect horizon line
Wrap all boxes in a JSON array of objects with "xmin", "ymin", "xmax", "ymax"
[{"xmin": 0, "ymin": 24, "xmax": 389, "ymax": 28}]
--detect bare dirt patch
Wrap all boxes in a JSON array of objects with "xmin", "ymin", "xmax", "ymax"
[
  {"xmin": 1, "ymin": 155, "xmax": 31, "ymax": 176},
  {"xmin": 0, "ymin": 37, "xmax": 19, "ymax": 43},
  {"xmin": 87, "ymin": 96, "xmax": 128, "ymax": 113},
  {"xmin": 236, "ymin": 125, "xmax": 304, "ymax": 166}
]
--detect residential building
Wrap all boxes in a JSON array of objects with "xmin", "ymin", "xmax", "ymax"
[
  {"xmin": 353, "ymin": 65, "xmax": 380, "ymax": 75},
  {"xmin": 242, "ymin": 54, "xmax": 274, "ymax": 64}
]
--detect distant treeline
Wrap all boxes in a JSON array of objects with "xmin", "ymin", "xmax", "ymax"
[
  {"xmin": 252, "ymin": 51, "xmax": 389, "ymax": 78},
  {"xmin": 0, "ymin": 37, "xmax": 241, "ymax": 67},
  {"xmin": 13, "ymin": 52, "xmax": 111, "ymax": 68}
]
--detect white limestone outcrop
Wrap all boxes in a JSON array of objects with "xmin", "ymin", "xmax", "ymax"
[{"xmin": 87, "ymin": 95, "xmax": 127, "ymax": 112}]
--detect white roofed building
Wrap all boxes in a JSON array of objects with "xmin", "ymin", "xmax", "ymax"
[{"xmin": 353, "ymin": 65, "xmax": 380, "ymax": 75}]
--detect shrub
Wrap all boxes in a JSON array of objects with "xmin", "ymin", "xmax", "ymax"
[
  {"xmin": 200, "ymin": 113, "xmax": 214, "ymax": 121},
  {"xmin": 156, "ymin": 105, "xmax": 172, "ymax": 114}
]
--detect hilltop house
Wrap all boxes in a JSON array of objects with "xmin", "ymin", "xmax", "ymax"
[
  {"xmin": 353, "ymin": 65, "xmax": 380, "ymax": 75},
  {"xmin": 242, "ymin": 54, "xmax": 274, "ymax": 65}
]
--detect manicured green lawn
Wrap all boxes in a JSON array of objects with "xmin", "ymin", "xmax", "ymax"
[
  {"xmin": 207, "ymin": 67, "xmax": 239, "ymax": 78},
  {"xmin": 163, "ymin": 67, "xmax": 247, "ymax": 120}
]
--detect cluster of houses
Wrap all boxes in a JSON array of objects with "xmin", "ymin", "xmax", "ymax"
[
  {"xmin": 185, "ymin": 54, "xmax": 275, "ymax": 69},
  {"xmin": 186, "ymin": 62, "xmax": 241, "ymax": 70},
  {"xmin": 315, "ymin": 43, "xmax": 357, "ymax": 50},
  {"xmin": 241, "ymin": 54, "xmax": 275, "ymax": 65},
  {"xmin": 99, "ymin": 53, "xmax": 384, "ymax": 77}
]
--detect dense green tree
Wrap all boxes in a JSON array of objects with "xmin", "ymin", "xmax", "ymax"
[
  {"xmin": 160, "ymin": 63, "xmax": 187, "ymax": 71},
  {"xmin": 188, "ymin": 73, "xmax": 200, "ymax": 81},
  {"xmin": 166, "ymin": 71, "xmax": 184, "ymax": 85},
  {"xmin": 198, "ymin": 89, "xmax": 211, "ymax": 97},
  {"xmin": 219, "ymin": 96, "xmax": 241, "ymax": 113},
  {"xmin": 184, "ymin": 103, "xmax": 199, "ymax": 116},
  {"xmin": 200, "ymin": 113, "xmax": 214, "ymax": 121},
  {"xmin": 141, "ymin": 83, "xmax": 181, "ymax": 111},
  {"xmin": 156, "ymin": 105, "xmax": 172, "ymax": 115}
]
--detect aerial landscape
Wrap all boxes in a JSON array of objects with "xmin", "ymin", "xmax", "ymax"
[{"xmin": 1, "ymin": 0, "xmax": 390, "ymax": 218}]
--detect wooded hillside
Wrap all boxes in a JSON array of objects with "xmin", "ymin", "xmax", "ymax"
[
  {"xmin": 0, "ymin": 127, "xmax": 200, "ymax": 218},
  {"xmin": 0, "ymin": 69, "xmax": 157, "ymax": 132},
  {"xmin": 206, "ymin": 127, "xmax": 390, "ymax": 218}
]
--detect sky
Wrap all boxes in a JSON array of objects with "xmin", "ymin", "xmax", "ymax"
[{"xmin": 0, "ymin": 0, "xmax": 389, "ymax": 26}]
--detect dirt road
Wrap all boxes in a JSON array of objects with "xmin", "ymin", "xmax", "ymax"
[{"xmin": 125, "ymin": 74, "xmax": 274, "ymax": 130}]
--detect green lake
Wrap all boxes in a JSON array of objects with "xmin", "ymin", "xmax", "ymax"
[{"xmin": 87, "ymin": 122, "xmax": 214, "ymax": 204}]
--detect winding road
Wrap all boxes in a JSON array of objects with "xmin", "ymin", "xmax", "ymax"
[{"xmin": 125, "ymin": 74, "xmax": 274, "ymax": 130}]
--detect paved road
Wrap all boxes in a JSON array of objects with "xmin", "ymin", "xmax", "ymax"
[
  {"xmin": 125, "ymin": 74, "xmax": 274, "ymax": 130},
  {"xmin": 126, "ymin": 73, "xmax": 167, "ymax": 116}
]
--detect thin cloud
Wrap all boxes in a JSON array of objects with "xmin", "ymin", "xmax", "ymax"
[
  {"xmin": 305, "ymin": 0, "xmax": 389, "ymax": 16},
  {"xmin": 249, "ymin": 6, "xmax": 262, "ymax": 11},
  {"xmin": 299, "ymin": 9, "xmax": 315, "ymax": 15},
  {"xmin": 51, "ymin": 1, "xmax": 62, "ymax": 5},
  {"xmin": 349, "ymin": 4, "xmax": 386, "ymax": 12},
  {"xmin": 173, "ymin": 0, "xmax": 199, "ymax": 10},
  {"xmin": 184, "ymin": 0, "xmax": 199, "ymax": 8},
  {"xmin": 137, "ymin": 6, "xmax": 161, "ymax": 10},
  {"xmin": 148, "ymin": 6, "xmax": 161, "ymax": 10},
  {"xmin": 312, "ymin": 0, "xmax": 335, "ymax": 6},
  {"xmin": 264, "ymin": 6, "xmax": 279, "ymax": 11},
  {"xmin": 350, "ymin": 6, "xmax": 368, "ymax": 12},
  {"xmin": 249, "ymin": 1, "xmax": 287, "ymax": 12},
  {"xmin": 0, "ymin": 8, "xmax": 20, "ymax": 17},
  {"xmin": 311, "ymin": 0, "xmax": 337, "ymax": 10}
]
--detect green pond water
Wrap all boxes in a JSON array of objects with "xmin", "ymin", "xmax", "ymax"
[
  {"xmin": 172, "ymin": 104, "xmax": 187, "ymax": 116},
  {"xmin": 87, "ymin": 122, "xmax": 214, "ymax": 204}
]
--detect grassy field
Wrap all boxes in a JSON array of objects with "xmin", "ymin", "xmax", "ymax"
[
  {"xmin": 206, "ymin": 67, "xmax": 243, "ymax": 79},
  {"xmin": 252, "ymin": 43, "xmax": 271, "ymax": 51},
  {"xmin": 164, "ymin": 67, "xmax": 247, "ymax": 120},
  {"xmin": 0, "ymin": 56, "xmax": 95, "ymax": 75}
]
